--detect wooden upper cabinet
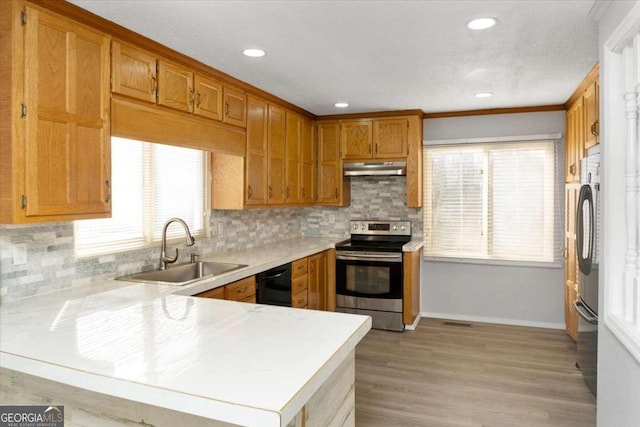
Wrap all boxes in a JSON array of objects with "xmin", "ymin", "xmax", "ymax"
[
  {"xmin": 300, "ymin": 117, "xmax": 316, "ymax": 205},
  {"xmin": 245, "ymin": 96, "xmax": 269, "ymax": 206},
  {"xmin": 268, "ymin": 104, "xmax": 287, "ymax": 204},
  {"xmin": 223, "ymin": 86, "xmax": 247, "ymax": 127},
  {"xmin": 286, "ymin": 112, "xmax": 302, "ymax": 204},
  {"xmin": 194, "ymin": 73, "xmax": 223, "ymax": 120},
  {"xmin": 157, "ymin": 59, "xmax": 194, "ymax": 113},
  {"xmin": 583, "ymin": 80, "xmax": 599, "ymax": 151},
  {"xmin": 566, "ymin": 98, "xmax": 584, "ymax": 183},
  {"xmin": 342, "ymin": 120, "xmax": 373, "ymax": 159},
  {"xmin": 374, "ymin": 119, "xmax": 408, "ymax": 158},
  {"xmin": 317, "ymin": 122, "xmax": 350, "ymax": 205},
  {"xmin": 21, "ymin": 6, "xmax": 111, "ymax": 220},
  {"xmin": 111, "ymin": 41, "xmax": 157, "ymax": 103}
]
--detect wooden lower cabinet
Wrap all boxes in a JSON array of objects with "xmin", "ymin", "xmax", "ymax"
[
  {"xmin": 195, "ymin": 275, "xmax": 256, "ymax": 304},
  {"xmin": 291, "ymin": 250, "xmax": 334, "ymax": 311},
  {"xmin": 403, "ymin": 247, "xmax": 422, "ymax": 325},
  {"xmin": 565, "ymin": 184, "xmax": 580, "ymax": 341}
]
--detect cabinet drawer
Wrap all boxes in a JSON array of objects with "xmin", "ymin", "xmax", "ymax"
[
  {"xmin": 292, "ymin": 258, "xmax": 308, "ymax": 278},
  {"xmin": 225, "ymin": 276, "xmax": 256, "ymax": 301},
  {"xmin": 195, "ymin": 286, "xmax": 225, "ymax": 299},
  {"xmin": 292, "ymin": 274, "xmax": 308, "ymax": 295},
  {"xmin": 239, "ymin": 295, "xmax": 256, "ymax": 304},
  {"xmin": 292, "ymin": 289, "xmax": 308, "ymax": 308}
]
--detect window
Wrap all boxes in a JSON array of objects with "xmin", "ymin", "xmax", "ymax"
[
  {"xmin": 74, "ymin": 137, "xmax": 208, "ymax": 256},
  {"xmin": 423, "ymin": 140, "xmax": 556, "ymax": 263}
]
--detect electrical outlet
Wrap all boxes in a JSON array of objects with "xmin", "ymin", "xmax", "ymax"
[{"xmin": 13, "ymin": 243, "xmax": 27, "ymax": 265}]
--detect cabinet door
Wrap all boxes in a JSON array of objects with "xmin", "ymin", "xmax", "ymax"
[
  {"xmin": 194, "ymin": 73, "xmax": 223, "ymax": 120},
  {"xmin": 308, "ymin": 251, "xmax": 327, "ymax": 311},
  {"xmin": 565, "ymin": 184, "xmax": 580, "ymax": 341},
  {"xmin": 111, "ymin": 41, "xmax": 157, "ymax": 103},
  {"xmin": 565, "ymin": 99, "xmax": 583, "ymax": 183},
  {"xmin": 317, "ymin": 122, "xmax": 342, "ymax": 204},
  {"xmin": 225, "ymin": 276, "xmax": 256, "ymax": 301},
  {"xmin": 157, "ymin": 59, "xmax": 193, "ymax": 113},
  {"xmin": 245, "ymin": 96, "xmax": 269, "ymax": 206},
  {"xmin": 195, "ymin": 286, "xmax": 225, "ymax": 299},
  {"xmin": 268, "ymin": 104, "xmax": 287, "ymax": 204},
  {"xmin": 223, "ymin": 86, "xmax": 247, "ymax": 127},
  {"xmin": 584, "ymin": 80, "xmax": 599, "ymax": 150},
  {"xmin": 342, "ymin": 120, "xmax": 373, "ymax": 159},
  {"xmin": 300, "ymin": 117, "xmax": 316, "ymax": 205},
  {"xmin": 374, "ymin": 119, "xmax": 408, "ymax": 158},
  {"xmin": 24, "ymin": 7, "xmax": 111, "ymax": 218},
  {"xmin": 286, "ymin": 112, "xmax": 302, "ymax": 205}
]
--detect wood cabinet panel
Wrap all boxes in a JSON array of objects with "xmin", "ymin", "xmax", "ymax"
[
  {"xmin": 317, "ymin": 122, "xmax": 350, "ymax": 205},
  {"xmin": 195, "ymin": 286, "xmax": 225, "ymax": 299},
  {"xmin": 286, "ymin": 112, "xmax": 301, "ymax": 204},
  {"xmin": 342, "ymin": 120, "xmax": 373, "ymax": 159},
  {"xmin": 157, "ymin": 59, "xmax": 193, "ymax": 113},
  {"xmin": 268, "ymin": 104, "xmax": 286, "ymax": 204},
  {"xmin": 403, "ymin": 248, "xmax": 422, "ymax": 325},
  {"xmin": 565, "ymin": 183, "xmax": 580, "ymax": 341},
  {"xmin": 292, "ymin": 289, "xmax": 308, "ymax": 308},
  {"xmin": 566, "ymin": 99, "xmax": 583, "ymax": 183},
  {"xmin": 194, "ymin": 73, "xmax": 223, "ymax": 120},
  {"xmin": 225, "ymin": 276, "xmax": 256, "ymax": 301},
  {"xmin": 374, "ymin": 119, "xmax": 408, "ymax": 158},
  {"xmin": 583, "ymin": 80, "xmax": 599, "ymax": 151},
  {"xmin": 245, "ymin": 96, "xmax": 269, "ymax": 206},
  {"xmin": 308, "ymin": 251, "xmax": 328, "ymax": 311},
  {"xmin": 111, "ymin": 41, "xmax": 157, "ymax": 103},
  {"xmin": 292, "ymin": 275, "xmax": 308, "ymax": 296},
  {"xmin": 300, "ymin": 117, "xmax": 316, "ymax": 204},
  {"xmin": 23, "ymin": 6, "xmax": 110, "ymax": 219},
  {"xmin": 292, "ymin": 257, "xmax": 308, "ymax": 279},
  {"xmin": 223, "ymin": 86, "xmax": 247, "ymax": 127}
]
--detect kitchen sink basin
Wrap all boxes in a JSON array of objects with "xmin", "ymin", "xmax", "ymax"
[{"xmin": 116, "ymin": 261, "xmax": 248, "ymax": 286}]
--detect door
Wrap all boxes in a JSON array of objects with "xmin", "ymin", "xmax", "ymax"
[
  {"xmin": 24, "ymin": 6, "xmax": 111, "ymax": 218},
  {"xmin": 194, "ymin": 73, "xmax": 223, "ymax": 120},
  {"xmin": 317, "ymin": 122, "xmax": 342, "ymax": 204},
  {"xmin": 342, "ymin": 120, "xmax": 373, "ymax": 159},
  {"xmin": 267, "ymin": 104, "xmax": 286, "ymax": 204},
  {"xmin": 223, "ymin": 86, "xmax": 247, "ymax": 127},
  {"xmin": 111, "ymin": 41, "xmax": 157, "ymax": 103},
  {"xmin": 157, "ymin": 59, "xmax": 193, "ymax": 112},
  {"xmin": 374, "ymin": 119, "xmax": 408, "ymax": 158},
  {"xmin": 285, "ymin": 112, "xmax": 301, "ymax": 204},
  {"xmin": 583, "ymin": 81, "xmax": 599, "ymax": 150},
  {"xmin": 335, "ymin": 252, "xmax": 403, "ymax": 299},
  {"xmin": 245, "ymin": 96, "xmax": 269, "ymax": 206},
  {"xmin": 308, "ymin": 252, "xmax": 327, "ymax": 311},
  {"xmin": 300, "ymin": 117, "xmax": 316, "ymax": 204}
]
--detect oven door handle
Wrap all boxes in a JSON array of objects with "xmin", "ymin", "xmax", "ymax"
[{"xmin": 336, "ymin": 253, "xmax": 402, "ymax": 262}]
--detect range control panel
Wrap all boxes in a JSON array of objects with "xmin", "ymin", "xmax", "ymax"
[{"xmin": 349, "ymin": 220, "xmax": 411, "ymax": 236}]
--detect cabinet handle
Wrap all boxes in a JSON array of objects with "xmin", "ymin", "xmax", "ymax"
[
  {"xmin": 569, "ymin": 164, "xmax": 576, "ymax": 175},
  {"xmin": 151, "ymin": 75, "xmax": 157, "ymax": 93},
  {"xmin": 302, "ymin": 188, "xmax": 305, "ymax": 197},
  {"xmin": 189, "ymin": 87, "xmax": 195, "ymax": 107},
  {"xmin": 368, "ymin": 145, "xmax": 371, "ymax": 154},
  {"xmin": 225, "ymin": 102, "xmax": 230, "ymax": 116},
  {"xmin": 297, "ymin": 298, "xmax": 304, "ymax": 304},
  {"xmin": 196, "ymin": 90, "xmax": 202, "ymax": 107},
  {"xmin": 237, "ymin": 287, "xmax": 247, "ymax": 294},
  {"xmin": 375, "ymin": 143, "xmax": 378, "ymax": 154},
  {"xmin": 593, "ymin": 120, "xmax": 599, "ymax": 136},
  {"xmin": 335, "ymin": 188, "xmax": 338, "ymax": 198},
  {"xmin": 269, "ymin": 186, "xmax": 273, "ymax": 198},
  {"xmin": 286, "ymin": 187, "xmax": 290, "ymax": 199},
  {"xmin": 105, "ymin": 180, "xmax": 111, "ymax": 203},
  {"xmin": 247, "ymin": 185, "xmax": 253, "ymax": 199}
]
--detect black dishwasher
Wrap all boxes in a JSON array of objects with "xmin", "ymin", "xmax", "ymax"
[{"xmin": 256, "ymin": 263, "xmax": 291, "ymax": 306}]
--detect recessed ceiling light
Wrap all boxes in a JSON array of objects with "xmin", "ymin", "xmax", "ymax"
[
  {"xmin": 467, "ymin": 17, "xmax": 498, "ymax": 31},
  {"xmin": 474, "ymin": 92, "xmax": 494, "ymax": 98},
  {"xmin": 334, "ymin": 102, "xmax": 349, "ymax": 108},
  {"xmin": 242, "ymin": 48, "xmax": 266, "ymax": 58}
]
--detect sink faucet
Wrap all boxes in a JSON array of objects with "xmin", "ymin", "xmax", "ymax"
[{"xmin": 160, "ymin": 218, "xmax": 195, "ymax": 270}]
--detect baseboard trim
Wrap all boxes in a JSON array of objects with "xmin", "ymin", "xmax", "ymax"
[
  {"xmin": 404, "ymin": 313, "xmax": 422, "ymax": 331},
  {"xmin": 421, "ymin": 311, "xmax": 565, "ymax": 330}
]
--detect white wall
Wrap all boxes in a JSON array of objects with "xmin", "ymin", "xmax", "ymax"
[
  {"xmin": 422, "ymin": 111, "xmax": 566, "ymax": 328},
  {"xmin": 597, "ymin": 1, "xmax": 640, "ymax": 426}
]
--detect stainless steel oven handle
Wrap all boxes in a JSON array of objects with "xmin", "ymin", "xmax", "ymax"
[{"xmin": 336, "ymin": 252, "xmax": 402, "ymax": 262}]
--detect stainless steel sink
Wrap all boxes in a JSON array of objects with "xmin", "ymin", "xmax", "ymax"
[{"xmin": 116, "ymin": 261, "xmax": 248, "ymax": 286}]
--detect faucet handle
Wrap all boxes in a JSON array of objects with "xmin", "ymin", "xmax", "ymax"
[
  {"xmin": 190, "ymin": 253, "xmax": 199, "ymax": 263},
  {"xmin": 163, "ymin": 248, "xmax": 179, "ymax": 265}
]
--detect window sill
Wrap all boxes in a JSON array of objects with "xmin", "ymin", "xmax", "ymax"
[{"xmin": 422, "ymin": 256, "xmax": 562, "ymax": 269}]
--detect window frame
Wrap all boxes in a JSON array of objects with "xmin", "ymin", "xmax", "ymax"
[{"xmin": 422, "ymin": 134, "xmax": 562, "ymax": 267}]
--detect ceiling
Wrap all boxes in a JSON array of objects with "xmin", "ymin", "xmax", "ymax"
[{"xmin": 69, "ymin": 0, "xmax": 599, "ymax": 116}]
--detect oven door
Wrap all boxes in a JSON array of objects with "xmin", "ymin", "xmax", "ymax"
[{"xmin": 335, "ymin": 251, "xmax": 403, "ymax": 299}]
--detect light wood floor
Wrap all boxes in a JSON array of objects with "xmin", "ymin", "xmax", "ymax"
[{"xmin": 355, "ymin": 318, "xmax": 596, "ymax": 427}]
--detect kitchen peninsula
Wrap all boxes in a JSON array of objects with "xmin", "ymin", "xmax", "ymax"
[{"xmin": 0, "ymin": 238, "xmax": 371, "ymax": 427}]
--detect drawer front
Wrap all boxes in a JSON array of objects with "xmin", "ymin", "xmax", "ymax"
[
  {"xmin": 292, "ymin": 258, "xmax": 308, "ymax": 278},
  {"xmin": 292, "ymin": 289, "xmax": 308, "ymax": 308},
  {"xmin": 292, "ymin": 274, "xmax": 308, "ymax": 295},
  {"xmin": 195, "ymin": 286, "xmax": 225, "ymax": 299},
  {"xmin": 225, "ymin": 276, "xmax": 256, "ymax": 301},
  {"xmin": 240, "ymin": 295, "xmax": 256, "ymax": 304}
]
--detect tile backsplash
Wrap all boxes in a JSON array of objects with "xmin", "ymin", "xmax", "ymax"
[
  {"xmin": 302, "ymin": 176, "xmax": 423, "ymax": 239},
  {"xmin": 0, "ymin": 176, "xmax": 422, "ymax": 302}
]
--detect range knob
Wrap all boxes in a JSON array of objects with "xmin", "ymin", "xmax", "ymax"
[
  {"xmin": 401, "ymin": 225, "xmax": 407, "ymax": 230},
  {"xmin": 393, "ymin": 225, "xmax": 399, "ymax": 230},
  {"xmin": 360, "ymin": 224, "xmax": 366, "ymax": 230},
  {"xmin": 352, "ymin": 224, "xmax": 358, "ymax": 230}
]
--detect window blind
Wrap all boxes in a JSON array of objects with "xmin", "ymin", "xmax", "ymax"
[
  {"xmin": 74, "ymin": 137, "xmax": 207, "ymax": 257},
  {"xmin": 423, "ymin": 140, "xmax": 557, "ymax": 263}
]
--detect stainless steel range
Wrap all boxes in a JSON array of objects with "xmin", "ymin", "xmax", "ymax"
[{"xmin": 335, "ymin": 220, "xmax": 411, "ymax": 332}]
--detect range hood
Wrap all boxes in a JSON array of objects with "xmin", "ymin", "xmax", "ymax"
[{"xmin": 343, "ymin": 161, "xmax": 406, "ymax": 176}]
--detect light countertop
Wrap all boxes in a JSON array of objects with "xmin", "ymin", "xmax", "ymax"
[
  {"xmin": 403, "ymin": 239, "xmax": 424, "ymax": 252},
  {"xmin": 0, "ymin": 237, "xmax": 371, "ymax": 427}
]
